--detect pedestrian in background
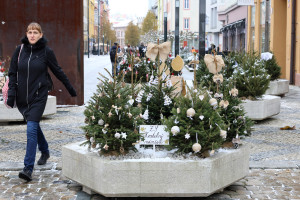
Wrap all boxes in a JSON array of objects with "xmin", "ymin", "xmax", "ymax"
[
  {"xmin": 139, "ymin": 42, "xmax": 146, "ymax": 58},
  {"xmin": 110, "ymin": 42, "xmax": 118, "ymax": 76},
  {"xmin": 7, "ymin": 22, "xmax": 77, "ymax": 181}
]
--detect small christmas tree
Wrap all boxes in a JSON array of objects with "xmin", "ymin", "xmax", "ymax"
[
  {"xmin": 261, "ymin": 52, "xmax": 281, "ymax": 81},
  {"xmin": 164, "ymin": 86, "xmax": 226, "ymax": 154},
  {"xmin": 82, "ymin": 70, "xmax": 144, "ymax": 154},
  {"xmin": 137, "ymin": 69, "xmax": 178, "ymax": 125},
  {"xmin": 233, "ymin": 52, "xmax": 270, "ymax": 99},
  {"xmin": 197, "ymin": 52, "xmax": 253, "ymax": 143}
]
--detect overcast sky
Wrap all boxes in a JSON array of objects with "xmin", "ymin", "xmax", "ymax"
[{"xmin": 109, "ymin": 0, "xmax": 149, "ymax": 18}]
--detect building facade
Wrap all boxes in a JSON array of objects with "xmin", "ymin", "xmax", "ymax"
[
  {"xmin": 206, "ymin": 0, "xmax": 223, "ymax": 52},
  {"xmin": 248, "ymin": 0, "xmax": 300, "ymax": 85},
  {"xmin": 84, "ymin": 0, "xmax": 95, "ymax": 54},
  {"xmin": 114, "ymin": 23, "xmax": 127, "ymax": 48},
  {"xmin": 218, "ymin": 0, "xmax": 248, "ymax": 52},
  {"xmin": 156, "ymin": 0, "xmax": 200, "ymax": 55}
]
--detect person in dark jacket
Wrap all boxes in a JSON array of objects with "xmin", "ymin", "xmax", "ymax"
[
  {"xmin": 139, "ymin": 42, "xmax": 146, "ymax": 58},
  {"xmin": 7, "ymin": 22, "xmax": 77, "ymax": 182},
  {"xmin": 110, "ymin": 42, "xmax": 118, "ymax": 76}
]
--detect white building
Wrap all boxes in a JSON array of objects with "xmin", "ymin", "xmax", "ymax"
[
  {"xmin": 155, "ymin": 0, "xmax": 226, "ymax": 55},
  {"xmin": 113, "ymin": 23, "xmax": 127, "ymax": 48},
  {"xmin": 206, "ymin": 0, "xmax": 223, "ymax": 52}
]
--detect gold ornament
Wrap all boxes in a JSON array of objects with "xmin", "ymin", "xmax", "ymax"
[
  {"xmin": 219, "ymin": 100, "xmax": 229, "ymax": 108},
  {"xmin": 192, "ymin": 143, "xmax": 202, "ymax": 153},
  {"xmin": 103, "ymin": 143, "xmax": 109, "ymax": 150},
  {"xmin": 177, "ymin": 108, "xmax": 181, "ymax": 114},
  {"xmin": 128, "ymin": 112, "xmax": 132, "ymax": 118},
  {"xmin": 213, "ymin": 74, "xmax": 224, "ymax": 83},
  {"xmin": 146, "ymin": 41, "xmax": 171, "ymax": 62},
  {"xmin": 186, "ymin": 108, "xmax": 196, "ymax": 117},
  {"xmin": 108, "ymin": 111, "xmax": 112, "ymax": 117},
  {"xmin": 171, "ymin": 55, "xmax": 184, "ymax": 71},
  {"xmin": 230, "ymin": 88, "xmax": 239, "ymax": 97},
  {"xmin": 117, "ymin": 94, "xmax": 121, "ymax": 99},
  {"xmin": 204, "ymin": 54, "xmax": 225, "ymax": 74},
  {"xmin": 209, "ymin": 98, "xmax": 218, "ymax": 106},
  {"xmin": 120, "ymin": 146, "xmax": 125, "ymax": 154}
]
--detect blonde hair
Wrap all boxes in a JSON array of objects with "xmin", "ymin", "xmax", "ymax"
[{"xmin": 27, "ymin": 22, "xmax": 43, "ymax": 33}]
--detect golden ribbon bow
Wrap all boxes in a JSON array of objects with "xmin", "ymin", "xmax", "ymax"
[
  {"xmin": 146, "ymin": 41, "xmax": 171, "ymax": 62},
  {"xmin": 204, "ymin": 54, "xmax": 225, "ymax": 74}
]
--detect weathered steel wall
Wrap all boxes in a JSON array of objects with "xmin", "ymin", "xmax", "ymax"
[{"xmin": 0, "ymin": 0, "xmax": 84, "ymax": 105}]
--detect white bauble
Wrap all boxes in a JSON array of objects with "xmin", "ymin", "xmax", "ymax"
[
  {"xmin": 186, "ymin": 108, "xmax": 196, "ymax": 117},
  {"xmin": 220, "ymin": 130, "xmax": 227, "ymax": 139},
  {"xmin": 115, "ymin": 132, "xmax": 121, "ymax": 139},
  {"xmin": 192, "ymin": 143, "xmax": 202, "ymax": 153},
  {"xmin": 98, "ymin": 119, "xmax": 104, "ymax": 126},
  {"xmin": 209, "ymin": 98, "xmax": 218, "ymax": 106},
  {"xmin": 171, "ymin": 126, "xmax": 180, "ymax": 136}
]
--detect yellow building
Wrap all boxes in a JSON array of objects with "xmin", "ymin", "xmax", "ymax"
[
  {"xmin": 247, "ymin": 0, "xmax": 299, "ymax": 85},
  {"xmin": 84, "ymin": 0, "xmax": 95, "ymax": 54}
]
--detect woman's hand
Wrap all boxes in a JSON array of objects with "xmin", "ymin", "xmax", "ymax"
[{"xmin": 6, "ymin": 96, "xmax": 15, "ymax": 107}]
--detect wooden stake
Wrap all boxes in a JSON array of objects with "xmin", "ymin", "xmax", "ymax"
[{"xmin": 193, "ymin": 53, "xmax": 197, "ymax": 89}]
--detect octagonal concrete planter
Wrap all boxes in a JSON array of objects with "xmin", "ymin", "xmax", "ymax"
[
  {"xmin": 0, "ymin": 95, "xmax": 56, "ymax": 122},
  {"xmin": 265, "ymin": 79, "xmax": 289, "ymax": 96},
  {"xmin": 62, "ymin": 142, "xmax": 250, "ymax": 197},
  {"xmin": 241, "ymin": 95, "xmax": 280, "ymax": 120}
]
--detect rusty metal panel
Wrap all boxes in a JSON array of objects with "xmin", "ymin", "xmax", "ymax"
[{"xmin": 0, "ymin": 0, "xmax": 84, "ymax": 105}]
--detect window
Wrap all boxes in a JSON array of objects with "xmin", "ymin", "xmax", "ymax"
[
  {"xmin": 210, "ymin": 7, "xmax": 217, "ymax": 29},
  {"xmin": 184, "ymin": 0, "xmax": 189, "ymax": 9},
  {"xmin": 211, "ymin": 0, "xmax": 217, "ymax": 4},
  {"xmin": 184, "ymin": 18, "xmax": 190, "ymax": 29}
]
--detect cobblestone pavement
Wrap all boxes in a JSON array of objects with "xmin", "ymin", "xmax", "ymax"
[{"xmin": 1, "ymin": 86, "xmax": 300, "ymax": 199}]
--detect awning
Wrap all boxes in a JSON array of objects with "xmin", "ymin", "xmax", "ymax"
[{"xmin": 220, "ymin": 19, "xmax": 245, "ymax": 32}]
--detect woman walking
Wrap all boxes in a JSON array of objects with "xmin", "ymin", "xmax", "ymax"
[{"xmin": 7, "ymin": 22, "xmax": 77, "ymax": 181}]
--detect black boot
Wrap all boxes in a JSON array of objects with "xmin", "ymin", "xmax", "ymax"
[
  {"xmin": 37, "ymin": 153, "xmax": 50, "ymax": 165},
  {"xmin": 19, "ymin": 168, "xmax": 32, "ymax": 182}
]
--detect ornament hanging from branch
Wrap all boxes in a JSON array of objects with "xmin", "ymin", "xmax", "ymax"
[
  {"xmin": 171, "ymin": 55, "xmax": 184, "ymax": 71},
  {"xmin": 146, "ymin": 41, "xmax": 171, "ymax": 62},
  {"xmin": 204, "ymin": 54, "xmax": 225, "ymax": 74}
]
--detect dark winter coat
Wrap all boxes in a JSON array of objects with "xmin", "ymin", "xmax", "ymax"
[
  {"xmin": 8, "ymin": 36, "xmax": 76, "ymax": 122},
  {"xmin": 110, "ymin": 45, "xmax": 117, "ymax": 63},
  {"xmin": 139, "ymin": 44, "xmax": 145, "ymax": 58}
]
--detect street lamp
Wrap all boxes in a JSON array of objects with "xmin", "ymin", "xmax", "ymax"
[
  {"xmin": 175, "ymin": 0, "xmax": 179, "ymax": 56},
  {"xmin": 164, "ymin": 12, "xmax": 167, "ymax": 42}
]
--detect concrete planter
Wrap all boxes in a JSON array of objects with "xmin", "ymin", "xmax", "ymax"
[
  {"xmin": 62, "ymin": 142, "xmax": 249, "ymax": 197},
  {"xmin": 265, "ymin": 79, "xmax": 289, "ymax": 96},
  {"xmin": 241, "ymin": 95, "xmax": 280, "ymax": 120},
  {"xmin": 0, "ymin": 95, "xmax": 56, "ymax": 122}
]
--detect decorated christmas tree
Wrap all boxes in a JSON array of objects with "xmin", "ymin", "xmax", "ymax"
[
  {"xmin": 137, "ymin": 71, "xmax": 178, "ymax": 125},
  {"xmin": 164, "ymin": 86, "xmax": 226, "ymax": 155},
  {"xmin": 232, "ymin": 52, "xmax": 270, "ymax": 99},
  {"xmin": 135, "ymin": 41, "xmax": 180, "ymax": 125},
  {"xmin": 82, "ymin": 70, "xmax": 144, "ymax": 154}
]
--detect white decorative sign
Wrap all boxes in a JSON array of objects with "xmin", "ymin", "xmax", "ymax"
[
  {"xmin": 139, "ymin": 125, "xmax": 169, "ymax": 145},
  {"xmin": 237, "ymin": 0, "xmax": 254, "ymax": 5}
]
